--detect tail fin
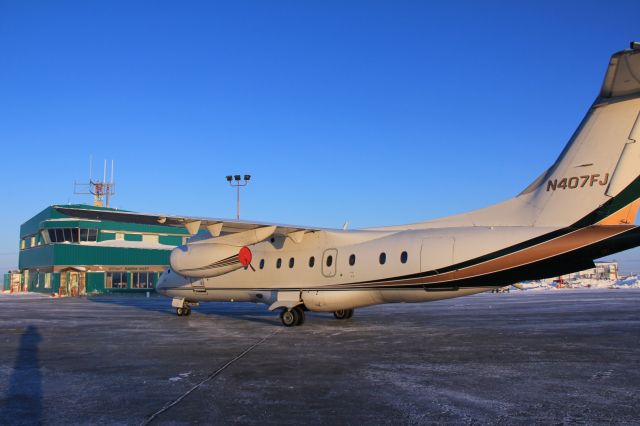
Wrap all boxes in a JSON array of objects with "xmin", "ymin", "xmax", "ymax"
[
  {"xmin": 370, "ymin": 44, "xmax": 640, "ymax": 231},
  {"xmin": 408, "ymin": 43, "xmax": 640, "ymax": 229},
  {"xmin": 523, "ymin": 43, "xmax": 640, "ymax": 227}
]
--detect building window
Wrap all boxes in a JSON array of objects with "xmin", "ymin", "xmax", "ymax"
[
  {"xmin": 289, "ymin": 257, "xmax": 295, "ymax": 268},
  {"xmin": 44, "ymin": 273, "xmax": 51, "ymax": 289},
  {"xmin": 48, "ymin": 228, "xmax": 98, "ymax": 243},
  {"xmin": 132, "ymin": 272, "xmax": 155, "ymax": 289},
  {"xmin": 401, "ymin": 251, "xmax": 408, "ymax": 264},
  {"xmin": 379, "ymin": 252, "xmax": 386, "ymax": 265},
  {"xmin": 349, "ymin": 254, "xmax": 356, "ymax": 266},
  {"xmin": 276, "ymin": 258, "xmax": 282, "ymax": 269},
  {"xmin": 259, "ymin": 259, "xmax": 265, "ymax": 269},
  {"xmin": 106, "ymin": 272, "xmax": 128, "ymax": 289},
  {"xmin": 20, "ymin": 239, "xmax": 26, "ymax": 250},
  {"xmin": 309, "ymin": 256, "xmax": 315, "ymax": 267}
]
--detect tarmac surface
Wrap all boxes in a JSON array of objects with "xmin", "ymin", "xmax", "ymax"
[{"xmin": 0, "ymin": 289, "xmax": 639, "ymax": 425}]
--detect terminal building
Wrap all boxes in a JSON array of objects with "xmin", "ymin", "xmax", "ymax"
[{"xmin": 4, "ymin": 204, "xmax": 189, "ymax": 295}]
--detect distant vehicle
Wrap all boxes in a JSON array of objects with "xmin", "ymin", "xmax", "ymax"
[{"xmin": 60, "ymin": 43, "xmax": 640, "ymax": 326}]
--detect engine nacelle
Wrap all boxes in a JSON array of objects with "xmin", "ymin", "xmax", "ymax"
[{"xmin": 170, "ymin": 242, "xmax": 252, "ymax": 278}]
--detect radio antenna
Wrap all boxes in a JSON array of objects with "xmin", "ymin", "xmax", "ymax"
[{"xmin": 74, "ymin": 156, "xmax": 116, "ymax": 207}]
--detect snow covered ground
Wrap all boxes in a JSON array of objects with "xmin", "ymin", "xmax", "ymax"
[{"xmin": 516, "ymin": 275, "xmax": 640, "ymax": 290}]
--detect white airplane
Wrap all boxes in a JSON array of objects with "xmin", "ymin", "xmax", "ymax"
[{"xmin": 61, "ymin": 43, "xmax": 640, "ymax": 326}]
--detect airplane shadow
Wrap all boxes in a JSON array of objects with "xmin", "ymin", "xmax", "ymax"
[
  {"xmin": 87, "ymin": 295, "xmax": 286, "ymax": 326},
  {"xmin": 0, "ymin": 325, "xmax": 43, "ymax": 425}
]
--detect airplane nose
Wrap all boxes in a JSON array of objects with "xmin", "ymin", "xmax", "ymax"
[{"xmin": 169, "ymin": 245, "xmax": 190, "ymax": 273}]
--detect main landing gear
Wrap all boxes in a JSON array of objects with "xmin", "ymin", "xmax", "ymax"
[
  {"xmin": 279, "ymin": 307, "xmax": 355, "ymax": 326},
  {"xmin": 176, "ymin": 305, "xmax": 191, "ymax": 316},
  {"xmin": 280, "ymin": 306, "xmax": 305, "ymax": 327},
  {"xmin": 333, "ymin": 309, "xmax": 354, "ymax": 320}
]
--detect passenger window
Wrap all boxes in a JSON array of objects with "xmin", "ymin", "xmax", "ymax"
[
  {"xmin": 379, "ymin": 252, "xmax": 386, "ymax": 265},
  {"xmin": 401, "ymin": 251, "xmax": 408, "ymax": 264},
  {"xmin": 276, "ymin": 258, "xmax": 282, "ymax": 269},
  {"xmin": 289, "ymin": 257, "xmax": 295, "ymax": 268},
  {"xmin": 309, "ymin": 256, "xmax": 315, "ymax": 267},
  {"xmin": 259, "ymin": 259, "xmax": 265, "ymax": 269},
  {"xmin": 326, "ymin": 255, "xmax": 333, "ymax": 267},
  {"xmin": 349, "ymin": 254, "xmax": 356, "ymax": 266}
]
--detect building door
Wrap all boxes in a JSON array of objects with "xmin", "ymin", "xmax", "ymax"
[
  {"xmin": 59, "ymin": 272, "xmax": 68, "ymax": 296},
  {"xmin": 322, "ymin": 249, "xmax": 338, "ymax": 277},
  {"xmin": 78, "ymin": 272, "xmax": 86, "ymax": 296},
  {"xmin": 69, "ymin": 272, "xmax": 79, "ymax": 297},
  {"xmin": 10, "ymin": 273, "xmax": 21, "ymax": 293}
]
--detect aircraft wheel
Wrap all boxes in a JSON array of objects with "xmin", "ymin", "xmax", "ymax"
[
  {"xmin": 176, "ymin": 307, "xmax": 184, "ymax": 316},
  {"xmin": 334, "ymin": 309, "xmax": 353, "ymax": 320},
  {"xmin": 333, "ymin": 309, "xmax": 348, "ymax": 320},
  {"xmin": 293, "ymin": 306, "xmax": 305, "ymax": 326},
  {"xmin": 280, "ymin": 309, "xmax": 297, "ymax": 327}
]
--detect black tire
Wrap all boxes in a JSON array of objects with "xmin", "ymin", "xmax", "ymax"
[
  {"xmin": 280, "ymin": 309, "xmax": 296, "ymax": 327},
  {"xmin": 333, "ymin": 309, "xmax": 348, "ymax": 320},
  {"xmin": 177, "ymin": 307, "xmax": 184, "ymax": 316},
  {"xmin": 185, "ymin": 307, "xmax": 191, "ymax": 316},
  {"xmin": 346, "ymin": 309, "xmax": 354, "ymax": 319},
  {"xmin": 293, "ymin": 306, "xmax": 305, "ymax": 326}
]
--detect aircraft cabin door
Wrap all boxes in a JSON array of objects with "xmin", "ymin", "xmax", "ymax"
[
  {"xmin": 322, "ymin": 249, "xmax": 338, "ymax": 277},
  {"xmin": 420, "ymin": 237, "xmax": 455, "ymax": 273},
  {"xmin": 191, "ymin": 278, "xmax": 207, "ymax": 293}
]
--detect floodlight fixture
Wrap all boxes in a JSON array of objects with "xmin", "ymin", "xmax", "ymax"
[{"xmin": 226, "ymin": 173, "xmax": 252, "ymax": 220}]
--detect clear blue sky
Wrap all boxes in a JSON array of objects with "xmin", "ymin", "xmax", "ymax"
[{"xmin": 1, "ymin": 1, "xmax": 639, "ymax": 271}]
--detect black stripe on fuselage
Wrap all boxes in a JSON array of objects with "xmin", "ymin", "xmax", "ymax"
[
  {"xmin": 347, "ymin": 175, "xmax": 640, "ymax": 287},
  {"xmin": 164, "ymin": 224, "xmax": 640, "ymax": 293}
]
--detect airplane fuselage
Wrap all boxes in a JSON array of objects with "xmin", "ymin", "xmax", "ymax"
[{"xmin": 157, "ymin": 222, "xmax": 640, "ymax": 312}]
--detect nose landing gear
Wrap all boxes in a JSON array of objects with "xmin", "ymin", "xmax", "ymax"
[{"xmin": 172, "ymin": 297, "xmax": 197, "ymax": 317}]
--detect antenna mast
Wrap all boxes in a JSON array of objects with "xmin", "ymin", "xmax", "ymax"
[{"xmin": 74, "ymin": 157, "xmax": 116, "ymax": 207}]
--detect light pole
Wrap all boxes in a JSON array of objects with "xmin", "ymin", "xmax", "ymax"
[{"xmin": 226, "ymin": 174, "xmax": 251, "ymax": 220}]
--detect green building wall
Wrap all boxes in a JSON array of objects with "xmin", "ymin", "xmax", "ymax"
[
  {"xmin": 16, "ymin": 204, "xmax": 187, "ymax": 295},
  {"xmin": 20, "ymin": 244, "xmax": 171, "ymax": 270}
]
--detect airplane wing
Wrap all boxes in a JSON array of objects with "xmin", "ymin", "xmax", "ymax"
[{"xmin": 52, "ymin": 205, "xmax": 329, "ymax": 243}]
